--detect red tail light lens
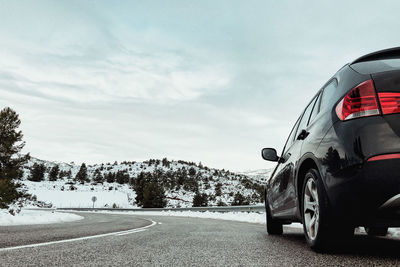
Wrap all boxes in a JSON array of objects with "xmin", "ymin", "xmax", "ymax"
[
  {"xmin": 378, "ymin": 92, "xmax": 400, "ymax": 115},
  {"xmin": 336, "ymin": 79, "xmax": 380, "ymax": 121}
]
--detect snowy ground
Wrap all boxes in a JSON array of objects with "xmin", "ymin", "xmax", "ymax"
[
  {"xmin": 0, "ymin": 209, "xmax": 83, "ymax": 226},
  {"xmin": 24, "ymin": 180, "xmax": 136, "ymax": 208}
]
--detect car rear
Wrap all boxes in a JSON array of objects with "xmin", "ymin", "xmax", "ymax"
[{"xmin": 322, "ymin": 49, "xmax": 400, "ymax": 227}]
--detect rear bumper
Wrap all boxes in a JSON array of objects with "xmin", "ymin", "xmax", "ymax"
[{"xmin": 325, "ymin": 158, "xmax": 400, "ymax": 227}]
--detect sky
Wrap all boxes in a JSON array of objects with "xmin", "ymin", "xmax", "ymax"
[{"xmin": 1, "ymin": 0, "xmax": 400, "ymax": 171}]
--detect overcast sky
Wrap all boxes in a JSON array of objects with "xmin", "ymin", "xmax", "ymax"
[{"xmin": 1, "ymin": 1, "xmax": 400, "ymax": 171}]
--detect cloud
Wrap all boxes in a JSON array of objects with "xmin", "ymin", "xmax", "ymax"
[
  {"xmin": 0, "ymin": 44, "xmax": 231, "ymax": 104},
  {"xmin": 2, "ymin": 0, "xmax": 400, "ymax": 172}
]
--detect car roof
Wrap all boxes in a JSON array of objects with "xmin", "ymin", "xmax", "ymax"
[
  {"xmin": 351, "ymin": 47, "xmax": 400, "ymax": 64},
  {"xmin": 350, "ymin": 47, "xmax": 400, "ymax": 75}
]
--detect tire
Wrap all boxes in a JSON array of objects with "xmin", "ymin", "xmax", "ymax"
[
  {"xmin": 364, "ymin": 227, "xmax": 388, "ymax": 236},
  {"xmin": 265, "ymin": 190, "xmax": 283, "ymax": 235},
  {"xmin": 301, "ymin": 168, "xmax": 354, "ymax": 252}
]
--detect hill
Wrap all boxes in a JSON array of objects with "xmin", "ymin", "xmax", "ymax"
[{"xmin": 19, "ymin": 157, "xmax": 270, "ymax": 208}]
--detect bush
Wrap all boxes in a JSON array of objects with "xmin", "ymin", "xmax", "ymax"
[
  {"xmin": 217, "ymin": 200, "xmax": 227, "ymax": 206},
  {"xmin": 192, "ymin": 192, "xmax": 208, "ymax": 207},
  {"xmin": 231, "ymin": 192, "xmax": 250, "ymax": 206}
]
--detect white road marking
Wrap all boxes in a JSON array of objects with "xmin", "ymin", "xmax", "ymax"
[
  {"xmin": 0, "ymin": 219, "xmax": 157, "ymax": 252},
  {"xmin": 116, "ymin": 229, "xmax": 146, "ymax": 236}
]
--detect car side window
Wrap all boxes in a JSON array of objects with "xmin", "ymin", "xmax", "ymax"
[
  {"xmin": 308, "ymin": 91, "xmax": 321, "ymax": 123},
  {"xmin": 319, "ymin": 79, "xmax": 338, "ymax": 112},
  {"xmin": 283, "ymin": 116, "xmax": 301, "ymax": 153},
  {"xmin": 295, "ymin": 96, "xmax": 318, "ymax": 139}
]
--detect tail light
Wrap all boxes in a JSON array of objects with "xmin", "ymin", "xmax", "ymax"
[
  {"xmin": 378, "ymin": 92, "xmax": 400, "ymax": 115},
  {"xmin": 336, "ymin": 79, "xmax": 380, "ymax": 121}
]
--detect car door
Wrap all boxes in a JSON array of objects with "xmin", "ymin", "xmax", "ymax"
[{"xmin": 269, "ymin": 94, "xmax": 319, "ymax": 217}]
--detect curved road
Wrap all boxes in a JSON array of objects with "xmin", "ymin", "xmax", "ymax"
[{"xmin": 1, "ymin": 212, "xmax": 400, "ymax": 266}]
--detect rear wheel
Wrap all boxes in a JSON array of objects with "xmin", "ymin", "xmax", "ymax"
[
  {"xmin": 364, "ymin": 226, "xmax": 388, "ymax": 236},
  {"xmin": 302, "ymin": 168, "xmax": 354, "ymax": 251},
  {"xmin": 265, "ymin": 191, "xmax": 283, "ymax": 235}
]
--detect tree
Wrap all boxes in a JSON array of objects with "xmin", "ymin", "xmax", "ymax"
[
  {"xmin": 188, "ymin": 167, "xmax": 196, "ymax": 176},
  {"xmin": 215, "ymin": 183, "xmax": 222, "ymax": 196},
  {"xmin": 49, "ymin": 165, "xmax": 60, "ymax": 181},
  {"xmin": 162, "ymin": 158, "xmax": 170, "ymax": 168},
  {"xmin": 134, "ymin": 172, "xmax": 148, "ymax": 206},
  {"xmin": 232, "ymin": 192, "xmax": 250, "ymax": 206},
  {"xmin": 192, "ymin": 192, "xmax": 208, "ymax": 207},
  {"xmin": 93, "ymin": 169, "xmax": 104, "ymax": 184},
  {"xmin": 142, "ymin": 181, "xmax": 167, "ymax": 208},
  {"xmin": 75, "ymin": 163, "xmax": 89, "ymax": 184},
  {"xmin": 28, "ymin": 163, "xmax": 46, "ymax": 182},
  {"xmin": 0, "ymin": 107, "xmax": 30, "ymax": 209},
  {"xmin": 116, "ymin": 170, "xmax": 129, "ymax": 184},
  {"xmin": 106, "ymin": 172, "xmax": 115, "ymax": 183}
]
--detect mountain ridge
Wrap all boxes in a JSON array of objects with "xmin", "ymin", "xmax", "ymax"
[{"xmin": 20, "ymin": 157, "xmax": 272, "ymax": 208}]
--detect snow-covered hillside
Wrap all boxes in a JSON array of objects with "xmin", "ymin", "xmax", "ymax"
[
  {"xmin": 238, "ymin": 169, "xmax": 274, "ymax": 181},
  {"xmin": 19, "ymin": 157, "xmax": 272, "ymax": 208}
]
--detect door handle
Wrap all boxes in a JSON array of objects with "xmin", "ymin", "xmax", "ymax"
[{"xmin": 297, "ymin": 129, "xmax": 309, "ymax": 140}]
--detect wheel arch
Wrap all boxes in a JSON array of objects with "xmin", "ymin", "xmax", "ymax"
[{"xmin": 295, "ymin": 154, "xmax": 322, "ymax": 219}]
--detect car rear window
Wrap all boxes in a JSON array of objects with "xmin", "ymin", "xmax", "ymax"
[{"xmin": 351, "ymin": 58, "xmax": 400, "ymax": 74}]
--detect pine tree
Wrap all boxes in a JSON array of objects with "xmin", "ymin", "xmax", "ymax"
[
  {"xmin": 215, "ymin": 183, "xmax": 222, "ymax": 196},
  {"xmin": 49, "ymin": 165, "xmax": 60, "ymax": 181},
  {"xmin": 192, "ymin": 192, "xmax": 208, "ymax": 207},
  {"xmin": 106, "ymin": 172, "xmax": 115, "ymax": 183},
  {"xmin": 134, "ymin": 172, "xmax": 147, "ymax": 206},
  {"xmin": 116, "ymin": 170, "xmax": 129, "ymax": 184},
  {"xmin": 0, "ymin": 107, "xmax": 30, "ymax": 208},
  {"xmin": 142, "ymin": 181, "xmax": 167, "ymax": 208},
  {"xmin": 93, "ymin": 169, "xmax": 104, "ymax": 184},
  {"xmin": 75, "ymin": 163, "xmax": 88, "ymax": 184},
  {"xmin": 28, "ymin": 163, "xmax": 46, "ymax": 182}
]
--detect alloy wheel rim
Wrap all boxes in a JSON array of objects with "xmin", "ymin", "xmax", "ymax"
[{"xmin": 303, "ymin": 178, "xmax": 319, "ymax": 241}]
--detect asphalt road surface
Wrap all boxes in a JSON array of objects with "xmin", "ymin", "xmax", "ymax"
[{"xmin": 1, "ymin": 211, "xmax": 400, "ymax": 266}]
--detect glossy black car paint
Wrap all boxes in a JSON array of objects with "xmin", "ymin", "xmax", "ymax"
[{"xmin": 265, "ymin": 50, "xmax": 400, "ymax": 228}]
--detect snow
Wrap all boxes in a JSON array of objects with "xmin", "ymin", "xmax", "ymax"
[
  {"xmin": 358, "ymin": 226, "xmax": 400, "ymax": 238},
  {"xmin": 0, "ymin": 209, "xmax": 83, "ymax": 226},
  {"xmin": 24, "ymin": 180, "xmax": 135, "ymax": 208},
  {"xmin": 389, "ymin": 228, "xmax": 400, "ymax": 237}
]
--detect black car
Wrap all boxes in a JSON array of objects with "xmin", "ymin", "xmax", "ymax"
[{"xmin": 262, "ymin": 47, "xmax": 400, "ymax": 251}]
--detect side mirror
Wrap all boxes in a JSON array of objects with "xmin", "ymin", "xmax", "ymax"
[{"xmin": 261, "ymin": 148, "xmax": 279, "ymax": 162}]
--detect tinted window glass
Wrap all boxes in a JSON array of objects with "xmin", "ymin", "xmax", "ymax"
[
  {"xmin": 283, "ymin": 117, "xmax": 301, "ymax": 152},
  {"xmin": 309, "ymin": 92, "xmax": 321, "ymax": 123},
  {"xmin": 351, "ymin": 59, "xmax": 400, "ymax": 74},
  {"xmin": 319, "ymin": 80, "xmax": 337, "ymax": 112},
  {"xmin": 295, "ymin": 96, "xmax": 317, "ymax": 139}
]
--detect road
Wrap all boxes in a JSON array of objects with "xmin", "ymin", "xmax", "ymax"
[{"xmin": 1, "ymin": 211, "xmax": 400, "ymax": 266}]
